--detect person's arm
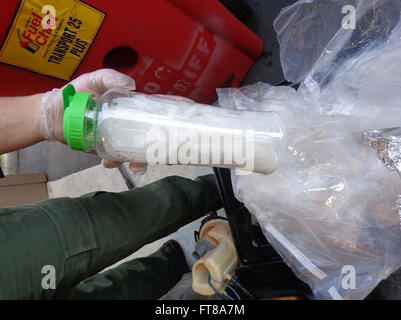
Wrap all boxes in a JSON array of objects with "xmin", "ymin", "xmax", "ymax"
[
  {"xmin": 0, "ymin": 94, "xmax": 44, "ymax": 154},
  {"xmin": 0, "ymin": 69, "xmax": 145, "ymax": 173},
  {"xmin": 0, "ymin": 69, "xmax": 135, "ymax": 151}
]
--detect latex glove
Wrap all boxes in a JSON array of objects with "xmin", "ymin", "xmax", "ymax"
[
  {"xmin": 39, "ymin": 68, "xmax": 135, "ymax": 142},
  {"xmin": 39, "ymin": 69, "xmax": 144, "ymax": 172},
  {"xmin": 102, "ymin": 161, "xmax": 147, "ymax": 175}
]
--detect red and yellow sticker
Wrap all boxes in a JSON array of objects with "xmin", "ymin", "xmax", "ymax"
[{"xmin": 0, "ymin": 0, "xmax": 105, "ymax": 80}]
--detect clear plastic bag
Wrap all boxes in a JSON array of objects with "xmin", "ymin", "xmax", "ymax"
[
  {"xmin": 275, "ymin": 0, "xmax": 401, "ymax": 86},
  {"xmin": 217, "ymin": 0, "xmax": 401, "ymax": 299}
]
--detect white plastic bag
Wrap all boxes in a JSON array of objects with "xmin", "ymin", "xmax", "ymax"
[{"xmin": 217, "ymin": 0, "xmax": 401, "ymax": 299}]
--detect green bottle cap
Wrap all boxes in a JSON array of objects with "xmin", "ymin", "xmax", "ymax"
[{"xmin": 62, "ymin": 84, "xmax": 92, "ymax": 151}]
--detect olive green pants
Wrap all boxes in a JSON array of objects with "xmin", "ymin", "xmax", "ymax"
[{"xmin": 0, "ymin": 174, "xmax": 222, "ymax": 300}]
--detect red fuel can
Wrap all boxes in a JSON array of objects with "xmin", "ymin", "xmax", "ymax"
[{"xmin": 0, "ymin": 0, "xmax": 263, "ymax": 103}]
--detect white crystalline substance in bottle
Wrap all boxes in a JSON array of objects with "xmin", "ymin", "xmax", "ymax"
[{"xmin": 96, "ymin": 92, "xmax": 285, "ymax": 174}]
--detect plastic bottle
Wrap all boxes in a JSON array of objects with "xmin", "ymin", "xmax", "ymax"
[{"xmin": 62, "ymin": 84, "xmax": 285, "ymax": 174}]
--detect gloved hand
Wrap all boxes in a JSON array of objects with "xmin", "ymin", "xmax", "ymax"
[
  {"xmin": 39, "ymin": 68, "xmax": 146, "ymax": 173},
  {"xmin": 39, "ymin": 68, "xmax": 135, "ymax": 142}
]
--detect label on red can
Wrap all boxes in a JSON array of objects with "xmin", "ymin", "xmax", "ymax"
[{"xmin": 0, "ymin": 0, "xmax": 105, "ymax": 80}]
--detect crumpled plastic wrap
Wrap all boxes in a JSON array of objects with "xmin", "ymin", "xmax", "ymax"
[
  {"xmin": 365, "ymin": 129, "xmax": 401, "ymax": 175},
  {"xmin": 217, "ymin": 0, "xmax": 401, "ymax": 299}
]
